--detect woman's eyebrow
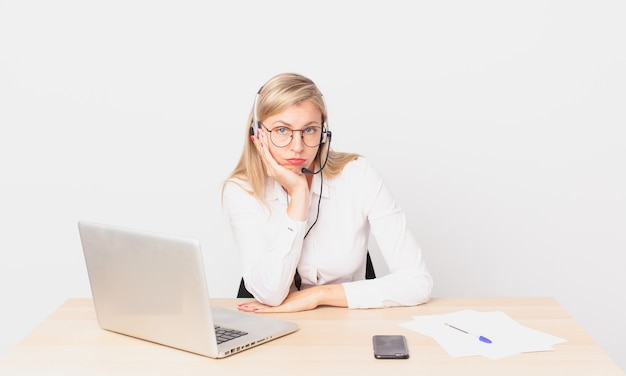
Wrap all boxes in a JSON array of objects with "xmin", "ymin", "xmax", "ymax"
[{"xmin": 269, "ymin": 119, "xmax": 321, "ymax": 128}]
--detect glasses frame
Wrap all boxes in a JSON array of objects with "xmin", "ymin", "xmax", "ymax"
[{"xmin": 259, "ymin": 123, "xmax": 324, "ymax": 148}]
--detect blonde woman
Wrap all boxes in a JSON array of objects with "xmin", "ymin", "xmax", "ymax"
[{"xmin": 223, "ymin": 73, "xmax": 432, "ymax": 312}]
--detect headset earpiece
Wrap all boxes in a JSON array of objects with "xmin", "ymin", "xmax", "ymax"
[
  {"xmin": 322, "ymin": 128, "xmax": 331, "ymax": 144},
  {"xmin": 320, "ymin": 124, "xmax": 329, "ymax": 144},
  {"xmin": 319, "ymin": 94, "xmax": 330, "ymax": 144},
  {"xmin": 250, "ymin": 87, "xmax": 263, "ymax": 138}
]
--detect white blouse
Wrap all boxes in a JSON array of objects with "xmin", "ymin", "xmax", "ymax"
[{"xmin": 223, "ymin": 157, "xmax": 432, "ymax": 308}]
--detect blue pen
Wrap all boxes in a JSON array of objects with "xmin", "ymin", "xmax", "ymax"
[{"xmin": 445, "ymin": 322, "xmax": 493, "ymax": 344}]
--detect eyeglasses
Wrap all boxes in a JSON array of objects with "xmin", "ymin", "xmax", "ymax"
[{"xmin": 260, "ymin": 123, "xmax": 324, "ymax": 148}]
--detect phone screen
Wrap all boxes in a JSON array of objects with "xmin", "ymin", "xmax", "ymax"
[{"xmin": 372, "ymin": 335, "xmax": 409, "ymax": 359}]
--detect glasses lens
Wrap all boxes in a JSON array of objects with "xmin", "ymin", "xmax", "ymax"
[
  {"xmin": 302, "ymin": 127, "xmax": 321, "ymax": 147},
  {"xmin": 270, "ymin": 128, "xmax": 292, "ymax": 147}
]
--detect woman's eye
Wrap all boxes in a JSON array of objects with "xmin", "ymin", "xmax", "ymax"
[{"xmin": 275, "ymin": 127, "xmax": 289, "ymax": 135}]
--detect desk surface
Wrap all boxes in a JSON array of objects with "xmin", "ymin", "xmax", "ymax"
[{"xmin": 0, "ymin": 297, "xmax": 623, "ymax": 375}]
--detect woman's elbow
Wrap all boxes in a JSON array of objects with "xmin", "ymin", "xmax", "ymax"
[
  {"xmin": 249, "ymin": 285, "xmax": 289, "ymax": 307},
  {"xmin": 407, "ymin": 273, "xmax": 433, "ymax": 306}
]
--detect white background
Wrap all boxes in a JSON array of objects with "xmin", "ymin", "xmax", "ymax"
[{"xmin": 1, "ymin": 0, "xmax": 624, "ymax": 370}]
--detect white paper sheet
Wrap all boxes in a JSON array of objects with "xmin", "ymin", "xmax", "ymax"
[{"xmin": 399, "ymin": 310, "xmax": 566, "ymax": 359}]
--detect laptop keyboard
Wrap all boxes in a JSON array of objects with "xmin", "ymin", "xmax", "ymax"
[{"xmin": 214, "ymin": 326, "xmax": 248, "ymax": 344}]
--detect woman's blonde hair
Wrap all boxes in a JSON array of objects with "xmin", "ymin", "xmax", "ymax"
[{"xmin": 224, "ymin": 73, "xmax": 360, "ymax": 202}]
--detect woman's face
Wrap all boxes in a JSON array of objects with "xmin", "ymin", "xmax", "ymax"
[{"xmin": 261, "ymin": 99, "xmax": 323, "ymax": 175}]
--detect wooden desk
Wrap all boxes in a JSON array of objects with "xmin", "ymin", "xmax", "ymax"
[{"xmin": 0, "ymin": 297, "xmax": 623, "ymax": 375}]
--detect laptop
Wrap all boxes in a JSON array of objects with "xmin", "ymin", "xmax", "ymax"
[{"xmin": 78, "ymin": 220, "xmax": 298, "ymax": 358}]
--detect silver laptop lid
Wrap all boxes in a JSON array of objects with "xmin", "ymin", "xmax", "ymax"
[
  {"xmin": 78, "ymin": 220, "xmax": 298, "ymax": 358},
  {"xmin": 78, "ymin": 220, "xmax": 220, "ymax": 356}
]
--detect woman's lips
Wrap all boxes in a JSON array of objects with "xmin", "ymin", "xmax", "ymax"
[{"xmin": 286, "ymin": 158, "xmax": 307, "ymax": 165}]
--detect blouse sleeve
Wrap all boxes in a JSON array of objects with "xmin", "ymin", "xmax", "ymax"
[
  {"xmin": 223, "ymin": 180, "xmax": 307, "ymax": 306},
  {"xmin": 341, "ymin": 160, "xmax": 433, "ymax": 308}
]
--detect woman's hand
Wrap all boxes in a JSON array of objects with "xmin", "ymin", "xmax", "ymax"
[
  {"xmin": 237, "ymin": 285, "xmax": 347, "ymax": 313},
  {"xmin": 251, "ymin": 131, "xmax": 308, "ymax": 195},
  {"xmin": 251, "ymin": 131, "xmax": 310, "ymax": 221}
]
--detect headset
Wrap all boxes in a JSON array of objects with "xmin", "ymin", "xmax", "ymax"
[{"xmin": 250, "ymin": 87, "xmax": 331, "ymax": 155}]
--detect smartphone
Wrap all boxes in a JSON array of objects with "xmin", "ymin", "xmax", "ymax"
[{"xmin": 372, "ymin": 335, "xmax": 409, "ymax": 359}]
